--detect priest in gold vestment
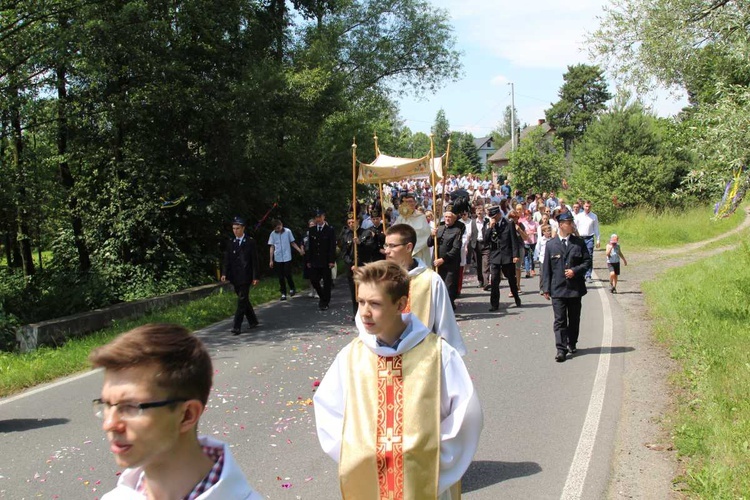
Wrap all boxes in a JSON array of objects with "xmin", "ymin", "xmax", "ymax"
[{"xmin": 314, "ymin": 261, "xmax": 483, "ymax": 500}]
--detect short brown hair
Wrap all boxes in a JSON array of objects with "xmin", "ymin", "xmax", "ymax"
[
  {"xmin": 385, "ymin": 223, "xmax": 417, "ymax": 248},
  {"xmin": 89, "ymin": 324, "xmax": 213, "ymax": 405},
  {"xmin": 353, "ymin": 260, "xmax": 410, "ymax": 304}
]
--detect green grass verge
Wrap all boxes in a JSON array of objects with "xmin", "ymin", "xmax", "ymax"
[
  {"xmin": 600, "ymin": 204, "xmax": 747, "ymax": 251},
  {"xmin": 643, "ymin": 242, "xmax": 750, "ymax": 497},
  {"xmin": 0, "ymin": 272, "xmax": 307, "ymax": 398}
]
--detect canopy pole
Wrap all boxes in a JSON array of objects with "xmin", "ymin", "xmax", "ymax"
[
  {"xmin": 373, "ymin": 132, "xmax": 379, "ymax": 156},
  {"xmin": 352, "ymin": 138, "xmax": 358, "ymax": 269},
  {"xmin": 441, "ymin": 139, "xmax": 451, "ymax": 220},
  {"xmin": 430, "ymin": 134, "xmax": 438, "ymax": 267},
  {"xmin": 379, "ymin": 182, "xmax": 387, "ymax": 230}
]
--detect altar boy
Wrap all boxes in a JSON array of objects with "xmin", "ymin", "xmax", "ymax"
[{"xmin": 314, "ymin": 260, "xmax": 482, "ymax": 499}]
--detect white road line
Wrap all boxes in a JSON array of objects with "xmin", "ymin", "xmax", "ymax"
[
  {"xmin": 560, "ymin": 270, "xmax": 614, "ymax": 500},
  {"xmin": 0, "ymin": 368, "xmax": 102, "ymax": 406}
]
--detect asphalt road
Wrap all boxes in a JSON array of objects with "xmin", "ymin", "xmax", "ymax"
[{"xmin": 0, "ymin": 265, "xmax": 626, "ymax": 500}]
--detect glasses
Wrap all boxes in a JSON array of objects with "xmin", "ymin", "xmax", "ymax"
[
  {"xmin": 93, "ymin": 398, "xmax": 186, "ymax": 420},
  {"xmin": 383, "ymin": 243, "xmax": 407, "ymax": 249}
]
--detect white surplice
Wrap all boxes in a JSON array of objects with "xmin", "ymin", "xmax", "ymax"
[
  {"xmin": 313, "ymin": 313, "xmax": 483, "ymax": 498},
  {"xmin": 410, "ymin": 258, "xmax": 467, "ymax": 356}
]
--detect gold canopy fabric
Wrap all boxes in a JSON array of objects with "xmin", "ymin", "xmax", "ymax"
[{"xmin": 358, "ymin": 154, "xmax": 444, "ymax": 184}]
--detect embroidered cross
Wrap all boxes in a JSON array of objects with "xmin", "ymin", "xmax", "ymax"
[
  {"xmin": 378, "ymin": 359, "xmax": 402, "ymax": 387},
  {"xmin": 378, "ymin": 427, "xmax": 403, "ymax": 453}
]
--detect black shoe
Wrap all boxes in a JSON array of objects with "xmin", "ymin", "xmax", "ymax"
[
  {"xmin": 231, "ymin": 328, "xmax": 241, "ymax": 335},
  {"xmin": 515, "ymin": 297, "xmax": 522, "ymax": 307},
  {"xmin": 289, "ymin": 289, "xmax": 296, "ymax": 297},
  {"xmin": 555, "ymin": 351, "xmax": 566, "ymax": 362},
  {"xmin": 567, "ymin": 344, "xmax": 577, "ymax": 354},
  {"xmin": 319, "ymin": 304, "xmax": 329, "ymax": 311},
  {"xmin": 489, "ymin": 306, "xmax": 499, "ymax": 312},
  {"xmin": 483, "ymin": 285, "xmax": 492, "ymax": 291},
  {"xmin": 247, "ymin": 321, "xmax": 259, "ymax": 329}
]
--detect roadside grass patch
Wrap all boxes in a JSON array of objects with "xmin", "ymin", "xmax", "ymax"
[
  {"xmin": 600, "ymin": 205, "xmax": 746, "ymax": 251},
  {"xmin": 0, "ymin": 273, "xmax": 306, "ymax": 398},
  {"xmin": 643, "ymin": 242, "xmax": 750, "ymax": 497}
]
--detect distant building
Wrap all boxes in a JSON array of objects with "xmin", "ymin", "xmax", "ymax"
[
  {"xmin": 487, "ymin": 119, "xmax": 554, "ymax": 170},
  {"xmin": 473, "ymin": 136, "xmax": 496, "ymax": 170}
]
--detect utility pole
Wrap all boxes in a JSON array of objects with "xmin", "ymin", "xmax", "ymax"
[{"xmin": 508, "ymin": 82, "xmax": 516, "ymax": 151}]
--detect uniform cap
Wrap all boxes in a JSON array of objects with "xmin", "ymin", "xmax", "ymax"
[{"xmin": 231, "ymin": 216, "xmax": 246, "ymax": 226}]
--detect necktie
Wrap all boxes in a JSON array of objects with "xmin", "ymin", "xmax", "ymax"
[{"xmin": 563, "ymin": 238, "xmax": 568, "ymax": 249}]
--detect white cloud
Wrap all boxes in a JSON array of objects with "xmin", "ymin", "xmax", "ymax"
[
  {"xmin": 490, "ymin": 75, "xmax": 510, "ymax": 86},
  {"xmin": 432, "ymin": 0, "xmax": 605, "ymax": 69}
]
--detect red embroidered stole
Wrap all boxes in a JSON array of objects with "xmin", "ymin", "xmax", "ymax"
[{"xmin": 340, "ymin": 335, "xmax": 441, "ymax": 499}]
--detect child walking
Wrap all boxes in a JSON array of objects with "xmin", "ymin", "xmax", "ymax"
[{"xmin": 606, "ymin": 233, "xmax": 628, "ymax": 293}]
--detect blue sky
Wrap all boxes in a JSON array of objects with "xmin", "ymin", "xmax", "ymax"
[{"xmin": 397, "ymin": 0, "xmax": 687, "ymax": 138}]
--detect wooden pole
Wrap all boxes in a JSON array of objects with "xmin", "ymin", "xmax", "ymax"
[
  {"xmin": 352, "ymin": 138, "xmax": 358, "ymax": 268},
  {"xmin": 441, "ymin": 139, "xmax": 451, "ymax": 220},
  {"xmin": 430, "ymin": 134, "xmax": 438, "ymax": 266}
]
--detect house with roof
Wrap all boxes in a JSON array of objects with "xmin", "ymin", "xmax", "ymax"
[
  {"xmin": 487, "ymin": 119, "xmax": 554, "ymax": 170},
  {"xmin": 473, "ymin": 136, "xmax": 497, "ymax": 170}
]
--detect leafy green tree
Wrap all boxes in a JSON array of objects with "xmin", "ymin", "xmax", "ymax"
[
  {"xmin": 589, "ymin": 0, "xmax": 749, "ymax": 186},
  {"xmin": 431, "ymin": 109, "xmax": 450, "ymax": 155},
  {"xmin": 506, "ymin": 127, "xmax": 565, "ymax": 195},
  {"xmin": 491, "ymin": 104, "xmax": 519, "ymax": 145},
  {"xmin": 448, "ymin": 131, "xmax": 481, "ymax": 174},
  {"xmin": 570, "ymin": 101, "xmax": 690, "ymax": 223},
  {"xmin": 546, "ymin": 64, "xmax": 612, "ymax": 151}
]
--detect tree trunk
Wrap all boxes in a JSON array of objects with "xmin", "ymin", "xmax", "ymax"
[
  {"xmin": 9, "ymin": 85, "xmax": 35, "ymax": 276},
  {"xmin": 56, "ymin": 33, "xmax": 92, "ymax": 272}
]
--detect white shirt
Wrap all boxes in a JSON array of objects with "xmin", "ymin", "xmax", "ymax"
[{"xmin": 574, "ymin": 211, "xmax": 600, "ymax": 239}]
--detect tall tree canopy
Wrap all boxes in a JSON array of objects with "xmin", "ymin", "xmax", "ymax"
[
  {"xmin": 545, "ymin": 64, "xmax": 612, "ymax": 151},
  {"xmin": 589, "ymin": 0, "xmax": 750, "ymax": 184},
  {"xmin": 0, "ymin": 0, "xmax": 461, "ymax": 326}
]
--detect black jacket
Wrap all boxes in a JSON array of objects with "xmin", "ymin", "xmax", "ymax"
[
  {"xmin": 542, "ymin": 235, "xmax": 592, "ymax": 298},
  {"xmin": 358, "ymin": 224, "xmax": 385, "ymax": 263},
  {"xmin": 484, "ymin": 217, "xmax": 518, "ymax": 265},
  {"xmin": 428, "ymin": 220, "xmax": 464, "ymax": 269},
  {"xmin": 307, "ymin": 223, "xmax": 337, "ymax": 268},
  {"xmin": 222, "ymin": 236, "xmax": 259, "ymax": 285}
]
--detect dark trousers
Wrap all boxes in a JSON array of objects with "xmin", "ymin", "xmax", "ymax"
[
  {"xmin": 274, "ymin": 260, "xmax": 295, "ymax": 294},
  {"xmin": 583, "ymin": 236, "xmax": 595, "ymax": 279},
  {"xmin": 490, "ymin": 262, "xmax": 520, "ymax": 308},
  {"xmin": 309, "ymin": 266, "xmax": 332, "ymax": 306},
  {"xmin": 345, "ymin": 272, "xmax": 358, "ymax": 315},
  {"xmin": 233, "ymin": 283, "xmax": 258, "ymax": 329},
  {"xmin": 438, "ymin": 265, "xmax": 460, "ymax": 308},
  {"xmin": 473, "ymin": 244, "xmax": 487, "ymax": 286},
  {"xmin": 551, "ymin": 296, "xmax": 582, "ymax": 353}
]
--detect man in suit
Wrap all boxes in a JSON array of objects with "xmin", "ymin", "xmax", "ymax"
[
  {"xmin": 221, "ymin": 216, "xmax": 260, "ymax": 335},
  {"xmin": 485, "ymin": 205, "xmax": 521, "ymax": 311},
  {"xmin": 428, "ymin": 204, "xmax": 464, "ymax": 310},
  {"xmin": 542, "ymin": 211, "xmax": 592, "ymax": 362},
  {"xmin": 307, "ymin": 209, "xmax": 337, "ymax": 310}
]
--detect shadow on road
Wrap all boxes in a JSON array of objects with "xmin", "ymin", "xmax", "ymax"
[
  {"xmin": 0, "ymin": 417, "xmax": 69, "ymax": 433},
  {"xmin": 575, "ymin": 346, "xmax": 635, "ymax": 356},
  {"xmin": 462, "ymin": 459, "xmax": 542, "ymax": 492}
]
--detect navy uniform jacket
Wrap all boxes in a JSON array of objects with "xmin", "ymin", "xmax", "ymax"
[
  {"xmin": 223, "ymin": 236, "xmax": 259, "ymax": 285},
  {"xmin": 428, "ymin": 220, "xmax": 465, "ymax": 269},
  {"xmin": 358, "ymin": 224, "xmax": 385, "ymax": 263},
  {"xmin": 484, "ymin": 217, "xmax": 518, "ymax": 266},
  {"xmin": 307, "ymin": 223, "xmax": 337, "ymax": 268},
  {"xmin": 542, "ymin": 235, "xmax": 592, "ymax": 298}
]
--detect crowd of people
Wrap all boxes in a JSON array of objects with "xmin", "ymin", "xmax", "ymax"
[{"xmin": 89, "ymin": 173, "xmax": 632, "ymax": 499}]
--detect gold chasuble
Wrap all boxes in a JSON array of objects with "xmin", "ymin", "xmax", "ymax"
[
  {"xmin": 402, "ymin": 270, "xmax": 433, "ymax": 330},
  {"xmin": 340, "ymin": 334, "xmax": 441, "ymax": 500}
]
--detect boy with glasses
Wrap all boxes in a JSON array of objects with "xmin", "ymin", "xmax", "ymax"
[
  {"xmin": 91, "ymin": 323, "xmax": 262, "ymax": 499},
  {"xmin": 382, "ymin": 224, "xmax": 466, "ymax": 355}
]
